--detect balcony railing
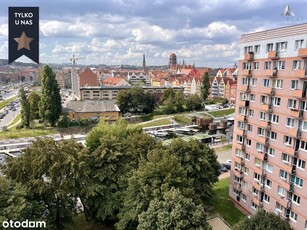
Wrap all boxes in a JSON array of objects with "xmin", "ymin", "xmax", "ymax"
[
  {"xmin": 244, "ymin": 52, "xmax": 254, "ymax": 61},
  {"xmin": 298, "ymin": 48, "xmax": 307, "ymax": 58},
  {"xmin": 242, "ymin": 69, "xmax": 252, "ymax": 77},
  {"xmin": 265, "ymin": 69, "xmax": 278, "ymax": 78},
  {"xmin": 294, "ymin": 69, "xmax": 305, "ymax": 78},
  {"xmin": 268, "ymin": 51, "xmax": 279, "ymax": 60}
]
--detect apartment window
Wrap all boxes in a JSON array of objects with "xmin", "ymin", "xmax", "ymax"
[
  {"xmin": 243, "ymin": 62, "xmax": 252, "ymax": 70},
  {"xmin": 289, "ymin": 211, "xmax": 298, "ymax": 222},
  {"xmin": 259, "ymin": 111, "xmax": 266, "ymax": 120},
  {"xmin": 299, "ymin": 140, "xmax": 307, "ymax": 151},
  {"xmin": 277, "ymin": 186, "xmax": 286, "ymax": 197},
  {"xmin": 233, "ymin": 188, "xmax": 239, "ymax": 196},
  {"xmin": 237, "ymin": 135, "xmax": 244, "ymax": 143},
  {"xmin": 269, "ymin": 114, "xmax": 279, "ymax": 124},
  {"xmin": 242, "ymin": 194, "xmax": 247, "ymax": 202},
  {"xmin": 234, "ymin": 175, "xmax": 241, "ymax": 183},
  {"xmin": 235, "ymin": 162, "xmax": 242, "ymax": 171},
  {"xmin": 288, "ymin": 99, "xmax": 297, "ymax": 109},
  {"xmin": 252, "ymin": 187, "xmax": 259, "ymax": 196},
  {"xmin": 295, "ymin": 39, "xmax": 304, "ymax": 50},
  {"xmin": 293, "ymin": 60, "xmax": 302, "ymax": 70},
  {"xmin": 242, "ymin": 78, "xmax": 248, "ymax": 85},
  {"xmin": 268, "ymin": 147, "xmax": 275, "ymax": 157},
  {"xmin": 291, "ymin": 194, "xmax": 301, "ymax": 205},
  {"xmin": 267, "ymin": 131, "xmax": 277, "ymax": 140},
  {"xmin": 237, "ymin": 121, "xmax": 245, "ymax": 130},
  {"xmin": 263, "ymin": 194, "xmax": 270, "ymax": 204},
  {"xmin": 254, "ymin": 45, "xmax": 260, "ymax": 53},
  {"xmin": 276, "ymin": 41, "xmax": 287, "ymax": 51},
  {"xmin": 248, "ymin": 109, "xmax": 254, "ymax": 117},
  {"xmin": 286, "ymin": 118, "xmax": 295, "ymax": 127},
  {"xmin": 244, "ymin": 46, "xmax": 253, "ymax": 54},
  {"xmin": 245, "ymin": 153, "xmax": 250, "ymax": 161},
  {"xmin": 295, "ymin": 158, "xmax": 306, "ymax": 170},
  {"xmin": 302, "ymin": 121, "xmax": 307, "ymax": 131},
  {"xmin": 239, "ymin": 107, "xmax": 247, "ymax": 115},
  {"xmin": 272, "ymin": 97, "xmax": 281, "ymax": 106},
  {"xmin": 257, "ymin": 127, "xmax": 265, "ymax": 136},
  {"xmin": 273, "ymin": 79, "xmax": 283, "ymax": 89},
  {"xmin": 291, "ymin": 175, "xmax": 303, "ymax": 188},
  {"xmin": 243, "ymin": 166, "xmax": 249, "ymax": 175},
  {"xmin": 290, "ymin": 80, "xmax": 299, "ymax": 90},
  {"xmin": 240, "ymin": 93, "xmax": 248, "ymax": 100},
  {"xmin": 265, "ymin": 163, "xmax": 273, "ymax": 173},
  {"xmin": 251, "ymin": 78, "xmax": 257, "ymax": 86},
  {"xmin": 256, "ymin": 143, "xmax": 264, "ymax": 152},
  {"xmin": 260, "ymin": 95, "xmax": 267, "ymax": 104},
  {"xmin": 284, "ymin": 136, "xmax": 293, "ymax": 146},
  {"xmin": 282, "ymin": 153, "xmax": 290, "ymax": 163},
  {"xmin": 264, "ymin": 178, "xmax": 272, "ymax": 188},
  {"xmin": 236, "ymin": 149, "xmax": 244, "ymax": 157},
  {"xmin": 246, "ymin": 139, "xmax": 251, "ymax": 146},
  {"xmin": 267, "ymin": 43, "xmax": 273, "ymax": 52},
  {"xmin": 301, "ymin": 101, "xmax": 307, "ymax": 111},
  {"xmin": 255, "ymin": 158, "xmax": 262, "ymax": 167},
  {"xmin": 251, "ymin": 202, "xmax": 258, "ymax": 210},
  {"xmin": 264, "ymin": 61, "xmax": 272, "ymax": 70},
  {"xmin": 280, "ymin": 170, "xmax": 288, "ymax": 180},
  {"xmin": 274, "ymin": 61, "xmax": 285, "ymax": 70},
  {"xmin": 242, "ymin": 180, "xmax": 247, "ymax": 188},
  {"xmin": 254, "ymin": 173, "xmax": 260, "ymax": 182},
  {"xmin": 250, "ymin": 94, "xmax": 255, "ymax": 102},
  {"xmin": 263, "ymin": 79, "xmax": 270, "ymax": 87},
  {"xmin": 247, "ymin": 124, "xmax": 252, "ymax": 132},
  {"xmin": 253, "ymin": 62, "xmax": 259, "ymax": 70}
]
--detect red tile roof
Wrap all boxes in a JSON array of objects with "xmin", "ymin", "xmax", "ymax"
[
  {"xmin": 102, "ymin": 77, "xmax": 125, "ymax": 85},
  {"xmin": 79, "ymin": 68, "xmax": 99, "ymax": 87}
]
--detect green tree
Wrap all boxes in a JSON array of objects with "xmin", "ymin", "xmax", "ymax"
[
  {"xmin": 2, "ymin": 138, "xmax": 84, "ymax": 230},
  {"xmin": 185, "ymin": 94, "xmax": 203, "ymax": 111},
  {"xmin": 116, "ymin": 90, "xmax": 132, "ymax": 114},
  {"xmin": 169, "ymin": 139, "xmax": 220, "ymax": 202},
  {"xmin": 0, "ymin": 176, "xmax": 46, "ymax": 225},
  {"xmin": 81, "ymin": 120, "xmax": 160, "ymax": 223},
  {"xmin": 27, "ymin": 91, "xmax": 41, "ymax": 121},
  {"xmin": 19, "ymin": 86, "xmax": 30, "ymax": 128},
  {"xmin": 39, "ymin": 65, "xmax": 62, "ymax": 127},
  {"xmin": 137, "ymin": 188, "xmax": 211, "ymax": 230},
  {"xmin": 116, "ymin": 149, "xmax": 194, "ymax": 230},
  {"xmin": 174, "ymin": 91, "xmax": 185, "ymax": 112},
  {"xmin": 233, "ymin": 209, "xmax": 291, "ymax": 230},
  {"xmin": 201, "ymin": 72, "xmax": 210, "ymax": 101},
  {"xmin": 161, "ymin": 89, "xmax": 185, "ymax": 114}
]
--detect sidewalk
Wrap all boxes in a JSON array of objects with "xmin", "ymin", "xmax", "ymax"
[{"xmin": 208, "ymin": 141, "xmax": 232, "ymax": 149}]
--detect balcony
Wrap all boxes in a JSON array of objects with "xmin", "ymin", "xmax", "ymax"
[
  {"xmin": 279, "ymin": 179, "xmax": 293, "ymax": 191},
  {"xmin": 255, "ymin": 136, "xmax": 266, "ymax": 145},
  {"xmin": 264, "ymin": 87, "xmax": 275, "ymax": 96},
  {"xmin": 234, "ymin": 142, "xmax": 245, "ymax": 151},
  {"xmin": 258, "ymin": 120, "xmax": 268, "ymax": 128},
  {"xmin": 289, "ymin": 109, "xmax": 304, "ymax": 120},
  {"xmin": 292, "ymin": 89, "xmax": 306, "ymax": 99},
  {"xmin": 267, "ymin": 122, "xmax": 272, "ymax": 131},
  {"xmin": 254, "ymin": 166, "xmax": 263, "ymax": 175},
  {"xmin": 234, "ymin": 183, "xmax": 242, "ymax": 192},
  {"xmin": 282, "ymin": 163, "xmax": 293, "ymax": 174},
  {"xmin": 234, "ymin": 169, "xmax": 243, "ymax": 179},
  {"xmin": 268, "ymin": 51, "xmax": 279, "ymax": 60},
  {"xmin": 298, "ymin": 48, "xmax": 307, "ymax": 58},
  {"xmin": 284, "ymin": 146, "xmax": 297, "ymax": 157},
  {"xmin": 265, "ymin": 69, "xmax": 278, "ymax": 78},
  {"xmin": 295, "ymin": 69, "xmax": 305, "ymax": 78},
  {"xmin": 259, "ymin": 152, "xmax": 268, "ymax": 162},
  {"xmin": 236, "ymin": 114, "xmax": 247, "ymax": 122},
  {"xmin": 240, "ymin": 85, "xmax": 251, "ymax": 93},
  {"xmin": 288, "ymin": 128, "xmax": 302, "ymax": 138},
  {"xmin": 277, "ymin": 196, "xmax": 291, "ymax": 209},
  {"xmin": 252, "ymin": 196, "xmax": 261, "ymax": 206},
  {"xmin": 234, "ymin": 154, "xmax": 243, "ymax": 163},
  {"xmin": 244, "ymin": 52, "xmax": 254, "ymax": 61},
  {"xmin": 254, "ymin": 182, "xmax": 264, "ymax": 192},
  {"xmin": 236, "ymin": 128, "xmax": 245, "ymax": 137},
  {"xmin": 242, "ymin": 69, "xmax": 252, "ymax": 77},
  {"xmin": 238, "ymin": 100, "xmax": 250, "ymax": 107},
  {"xmin": 260, "ymin": 103, "xmax": 272, "ymax": 112}
]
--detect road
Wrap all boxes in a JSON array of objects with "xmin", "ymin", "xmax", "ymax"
[
  {"xmin": 0, "ymin": 106, "xmax": 21, "ymax": 129},
  {"xmin": 217, "ymin": 149, "xmax": 232, "ymax": 164}
]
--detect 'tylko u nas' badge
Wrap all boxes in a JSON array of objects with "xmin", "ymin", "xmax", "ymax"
[{"xmin": 9, "ymin": 7, "xmax": 39, "ymax": 64}]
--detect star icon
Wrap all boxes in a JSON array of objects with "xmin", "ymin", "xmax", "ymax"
[{"xmin": 14, "ymin": 31, "xmax": 33, "ymax": 51}]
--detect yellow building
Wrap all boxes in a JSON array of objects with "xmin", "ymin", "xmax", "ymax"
[{"xmin": 64, "ymin": 100, "xmax": 120, "ymax": 122}]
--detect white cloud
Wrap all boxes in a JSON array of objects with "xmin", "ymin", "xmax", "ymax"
[{"xmin": 0, "ymin": 24, "xmax": 8, "ymax": 37}]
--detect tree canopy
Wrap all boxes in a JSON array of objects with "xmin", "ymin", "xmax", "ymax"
[
  {"xmin": 28, "ymin": 91, "xmax": 41, "ymax": 121},
  {"xmin": 233, "ymin": 209, "xmax": 292, "ymax": 230},
  {"xmin": 19, "ymin": 86, "xmax": 30, "ymax": 128}
]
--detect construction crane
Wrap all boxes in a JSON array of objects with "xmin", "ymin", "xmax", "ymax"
[
  {"xmin": 70, "ymin": 54, "xmax": 85, "ymax": 65},
  {"xmin": 70, "ymin": 54, "xmax": 85, "ymax": 98}
]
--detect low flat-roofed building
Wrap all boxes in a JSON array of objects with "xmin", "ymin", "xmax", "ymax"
[{"xmin": 64, "ymin": 100, "xmax": 120, "ymax": 122}]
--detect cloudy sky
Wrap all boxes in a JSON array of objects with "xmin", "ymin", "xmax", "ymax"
[{"xmin": 0, "ymin": 0, "xmax": 306, "ymax": 67}]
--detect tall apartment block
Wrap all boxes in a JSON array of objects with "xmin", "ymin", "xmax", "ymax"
[{"xmin": 229, "ymin": 23, "xmax": 307, "ymax": 230}]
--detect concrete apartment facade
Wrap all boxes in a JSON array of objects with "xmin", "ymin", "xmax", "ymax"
[{"xmin": 229, "ymin": 23, "xmax": 307, "ymax": 230}]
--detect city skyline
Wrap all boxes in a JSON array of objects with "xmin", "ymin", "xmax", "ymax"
[{"xmin": 0, "ymin": 0, "xmax": 306, "ymax": 67}]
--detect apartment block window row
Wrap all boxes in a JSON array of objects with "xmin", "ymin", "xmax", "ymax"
[
  {"xmin": 294, "ymin": 158, "xmax": 306, "ymax": 170},
  {"xmin": 290, "ymin": 210, "xmax": 298, "ymax": 222},
  {"xmin": 291, "ymin": 175, "xmax": 303, "ymax": 188},
  {"xmin": 263, "ymin": 194, "xmax": 270, "ymax": 204},
  {"xmin": 291, "ymin": 193, "xmax": 301, "ymax": 205},
  {"xmin": 268, "ymin": 114, "xmax": 279, "ymax": 124}
]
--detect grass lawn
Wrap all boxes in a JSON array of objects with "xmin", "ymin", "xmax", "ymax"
[
  {"xmin": 211, "ymin": 177, "xmax": 245, "ymax": 226},
  {"xmin": 7, "ymin": 114, "xmax": 21, "ymax": 129},
  {"xmin": 208, "ymin": 108, "xmax": 235, "ymax": 117},
  {"xmin": 138, "ymin": 118, "xmax": 171, "ymax": 128},
  {"xmin": 0, "ymin": 127, "xmax": 57, "ymax": 139},
  {"xmin": 0, "ymin": 96, "xmax": 17, "ymax": 110},
  {"xmin": 214, "ymin": 144, "xmax": 233, "ymax": 154},
  {"xmin": 72, "ymin": 214, "xmax": 114, "ymax": 230},
  {"xmin": 173, "ymin": 115, "xmax": 192, "ymax": 124}
]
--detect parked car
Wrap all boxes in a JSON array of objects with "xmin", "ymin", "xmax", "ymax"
[{"xmin": 221, "ymin": 163, "xmax": 231, "ymax": 170}]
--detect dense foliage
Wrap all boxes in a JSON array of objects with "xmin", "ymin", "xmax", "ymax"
[
  {"xmin": 2, "ymin": 120, "xmax": 220, "ymax": 229},
  {"xmin": 19, "ymin": 86, "xmax": 30, "ymax": 128},
  {"xmin": 201, "ymin": 72, "xmax": 210, "ymax": 101}
]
